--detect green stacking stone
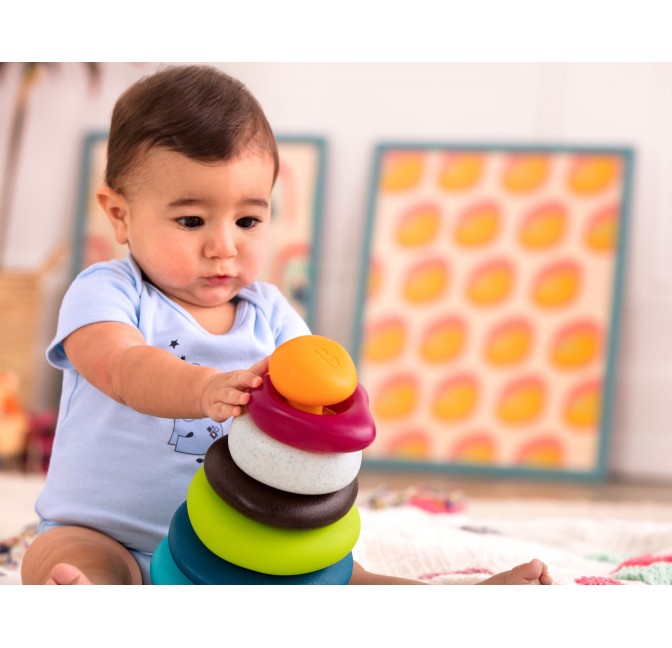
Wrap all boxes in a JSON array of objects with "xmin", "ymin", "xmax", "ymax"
[{"xmin": 187, "ymin": 467, "xmax": 360, "ymax": 575}]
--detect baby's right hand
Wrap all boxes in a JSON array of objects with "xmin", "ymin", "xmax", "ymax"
[{"xmin": 200, "ymin": 360, "xmax": 268, "ymax": 422}]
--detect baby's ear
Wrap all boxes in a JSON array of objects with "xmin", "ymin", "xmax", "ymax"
[{"xmin": 96, "ymin": 186, "xmax": 130, "ymax": 245}]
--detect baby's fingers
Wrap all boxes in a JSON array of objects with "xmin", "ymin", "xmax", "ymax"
[
  {"xmin": 200, "ymin": 369, "xmax": 265, "ymax": 421},
  {"xmin": 208, "ymin": 403, "xmax": 242, "ymax": 422},
  {"xmin": 206, "ymin": 390, "xmax": 251, "ymax": 422},
  {"xmin": 230, "ymin": 370, "xmax": 264, "ymax": 391},
  {"xmin": 248, "ymin": 356, "xmax": 270, "ymax": 378}
]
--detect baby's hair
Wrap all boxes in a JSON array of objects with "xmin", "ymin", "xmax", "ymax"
[{"xmin": 105, "ymin": 64, "xmax": 279, "ymax": 194}]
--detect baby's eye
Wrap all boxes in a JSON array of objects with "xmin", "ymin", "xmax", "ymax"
[
  {"xmin": 176, "ymin": 216, "xmax": 204, "ymax": 229},
  {"xmin": 236, "ymin": 216, "xmax": 260, "ymax": 229}
]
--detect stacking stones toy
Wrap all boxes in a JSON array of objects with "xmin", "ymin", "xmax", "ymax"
[{"xmin": 150, "ymin": 334, "xmax": 377, "ymax": 585}]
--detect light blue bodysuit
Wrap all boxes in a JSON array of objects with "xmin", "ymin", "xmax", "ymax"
[{"xmin": 35, "ymin": 255, "xmax": 310, "ymax": 581}]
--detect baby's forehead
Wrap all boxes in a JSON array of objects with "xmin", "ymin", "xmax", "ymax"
[
  {"xmin": 143, "ymin": 146, "xmax": 274, "ymax": 171},
  {"xmin": 126, "ymin": 145, "xmax": 271, "ymax": 183},
  {"xmin": 121, "ymin": 146, "xmax": 276, "ymax": 201}
]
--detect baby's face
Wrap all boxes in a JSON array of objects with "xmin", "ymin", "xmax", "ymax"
[{"xmin": 118, "ymin": 147, "xmax": 274, "ymax": 312}]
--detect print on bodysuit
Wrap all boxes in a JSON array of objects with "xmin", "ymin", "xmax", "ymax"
[
  {"xmin": 168, "ymin": 417, "xmax": 223, "ymax": 457},
  {"xmin": 165, "ymin": 339, "xmax": 226, "ymax": 459}
]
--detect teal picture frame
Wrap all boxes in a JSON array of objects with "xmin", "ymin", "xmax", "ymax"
[{"xmin": 353, "ymin": 142, "xmax": 634, "ymax": 481}]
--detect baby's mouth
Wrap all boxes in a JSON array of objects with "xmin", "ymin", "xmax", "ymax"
[{"xmin": 206, "ymin": 275, "xmax": 232, "ymax": 286}]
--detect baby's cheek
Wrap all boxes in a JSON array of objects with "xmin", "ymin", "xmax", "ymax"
[
  {"xmin": 161, "ymin": 258, "xmax": 196, "ymax": 284},
  {"xmin": 244, "ymin": 255, "xmax": 268, "ymax": 284}
]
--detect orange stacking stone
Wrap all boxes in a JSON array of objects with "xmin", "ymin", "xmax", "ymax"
[{"xmin": 269, "ymin": 335, "xmax": 358, "ymax": 414}]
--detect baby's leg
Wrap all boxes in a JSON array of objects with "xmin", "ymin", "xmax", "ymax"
[
  {"xmin": 21, "ymin": 525, "xmax": 142, "ymax": 585},
  {"xmin": 477, "ymin": 559, "xmax": 553, "ymax": 585}
]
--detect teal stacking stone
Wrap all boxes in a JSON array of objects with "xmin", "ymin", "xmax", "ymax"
[
  {"xmin": 168, "ymin": 502, "xmax": 353, "ymax": 585},
  {"xmin": 150, "ymin": 537, "xmax": 193, "ymax": 585}
]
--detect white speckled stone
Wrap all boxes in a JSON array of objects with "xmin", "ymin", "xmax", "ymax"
[{"xmin": 227, "ymin": 414, "xmax": 362, "ymax": 495}]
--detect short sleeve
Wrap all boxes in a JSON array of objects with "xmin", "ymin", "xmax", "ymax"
[{"xmin": 46, "ymin": 259, "xmax": 143, "ymax": 369}]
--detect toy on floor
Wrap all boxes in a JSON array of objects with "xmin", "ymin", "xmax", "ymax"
[
  {"xmin": 150, "ymin": 334, "xmax": 376, "ymax": 584},
  {"xmin": 0, "ymin": 372, "xmax": 30, "ymax": 465}
]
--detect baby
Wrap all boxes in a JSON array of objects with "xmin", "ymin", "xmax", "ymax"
[{"xmin": 21, "ymin": 64, "xmax": 552, "ymax": 586}]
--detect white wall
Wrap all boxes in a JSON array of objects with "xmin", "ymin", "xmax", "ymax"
[{"xmin": 2, "ymin": 62, "xmax": 671, "ymax": 481}]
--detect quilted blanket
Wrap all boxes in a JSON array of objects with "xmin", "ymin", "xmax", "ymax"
[
  {"xmin": 2, "ymin": 476, "xmax": 672, "ymax": 586},
  {"xmin": 353, "ymin": 486, "xmax": 672, "ymax": 585}
]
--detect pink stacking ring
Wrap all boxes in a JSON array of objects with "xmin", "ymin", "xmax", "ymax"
[{"xmin": 247, "ymin": 375, "xmax": 376, "ymax": 453}]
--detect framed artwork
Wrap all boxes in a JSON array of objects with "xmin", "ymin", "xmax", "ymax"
[
  {"xmin": 72, "ymin": 132, "xmax": 326, "ymax": 328},
  {"xmin": 353, "ymin": 143, "xmax": 634, "ymax": 479}
]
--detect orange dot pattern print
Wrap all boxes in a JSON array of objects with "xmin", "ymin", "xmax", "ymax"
[{"xmin": 358, "ymin": 145, "xmax": 631, "ymax": 474}]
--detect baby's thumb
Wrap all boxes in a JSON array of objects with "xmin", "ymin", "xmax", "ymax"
[{"xmin": 249, "ymin": 355, "xmax": 270, "ymax": 376}]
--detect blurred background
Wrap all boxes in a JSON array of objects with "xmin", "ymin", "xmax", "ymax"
[{"xmin": 1, "ymin": 62, "xmax": 671, "ymax": 488}]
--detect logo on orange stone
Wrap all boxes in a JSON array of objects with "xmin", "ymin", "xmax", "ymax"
[{"xmin": 313, "ymin": 347, "xmax": 340, "ymax": 368}]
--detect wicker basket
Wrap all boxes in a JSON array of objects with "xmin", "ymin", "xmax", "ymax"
[{"xmin": 0, "ymin": 245, "xmax": 67, "ymax": 411}]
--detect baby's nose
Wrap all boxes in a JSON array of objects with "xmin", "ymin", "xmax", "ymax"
[{"xmin": 205, "ymin": 228, "xmax": 236, "ymax": 258}]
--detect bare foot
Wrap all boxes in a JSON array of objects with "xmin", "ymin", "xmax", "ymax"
[
  {"xmin": 477, "ymin": 559, "xmax": 553, "ymax": 585},
  {"xmin": 45, "ymin": 563, "xmax": 92, "ymax": 585}
]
